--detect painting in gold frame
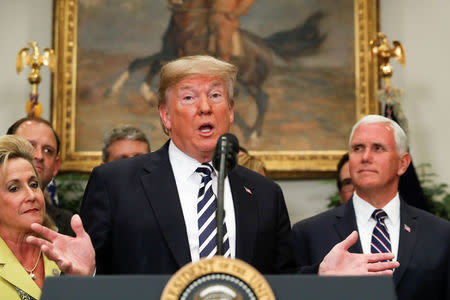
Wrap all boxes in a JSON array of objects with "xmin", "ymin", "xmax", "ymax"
[{"xmin": 52, "ymin": 0, "xmax": 379, "ymax": 178}]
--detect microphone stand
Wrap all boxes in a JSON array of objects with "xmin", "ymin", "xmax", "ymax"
[{"xmin": 216, "ymin": 137, "xmax": 227, "ymax": 256}]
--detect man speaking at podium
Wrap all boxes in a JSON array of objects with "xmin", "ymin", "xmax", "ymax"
[{"xmin": 81, "ymin": 55, "xmax": 397, "ymax": 276}]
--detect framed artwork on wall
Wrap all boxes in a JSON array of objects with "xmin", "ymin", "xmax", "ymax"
[{"xmin": 52, "ymin": 0, "xmax": 379, "ymax": 178}]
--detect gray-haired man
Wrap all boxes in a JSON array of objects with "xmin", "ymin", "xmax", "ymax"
[{"xmin": 102, "ymin": 125, "xmax": 150, "ymax": 163}]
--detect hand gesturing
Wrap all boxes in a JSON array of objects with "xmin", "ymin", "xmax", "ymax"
[{"xmin": 26, "ymin": 214, "xmax": 96, "ymax": 276}]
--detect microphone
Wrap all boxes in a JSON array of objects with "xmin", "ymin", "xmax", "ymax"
[
  {"xmin": 212, "ymin": 133, "xmax": 239, "ymax": 175},
  {"xmin": 212, "ymin": 133, "xmax": 239, "ymax": 256}
]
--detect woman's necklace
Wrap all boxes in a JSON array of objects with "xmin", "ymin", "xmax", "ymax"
[{"xmin": 24, "ymin": 249, "xmax": 42, "ymax": 280}]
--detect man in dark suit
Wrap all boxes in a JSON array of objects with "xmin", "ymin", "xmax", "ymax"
[
  {"xmin": 80, "ymin": 55, "xmax": 296, "ymax": 274},
  {"xmin": 80, "ymin": 56, "xmax": 398, "ymax": 275},
  {"xmin": 292, "ymin": 115, "xmax": 449, "ymax": 300}
]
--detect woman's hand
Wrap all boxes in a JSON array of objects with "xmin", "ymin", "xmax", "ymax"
[{"xmin": 26, "ymin": 214, "xmax": 96, "ymax": 276}]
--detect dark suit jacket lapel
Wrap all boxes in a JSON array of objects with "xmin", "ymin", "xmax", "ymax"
[
  {"xmin": 140, "ymin": 141, "xmax": 191, "ymax": 268},
  {"xmin": 333, "ymin": 198, "xmax": 363, "ymax": 253},
  {"xmin": 394, "ymin": 200, "xmax": 418, "ymax": 286},
  {"xmin": 228, "ymin": 167, "xmax": 257, "ymax": 263}
]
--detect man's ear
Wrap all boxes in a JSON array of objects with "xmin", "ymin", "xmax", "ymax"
[
  {"xmin": 229, "ymin": 105, "xmax": 234, "ymax": 124},
  {"xmin": 159, "ymin": 104, "xmax": 171, "ymax": 132},
  {"xmin": 397, "ymin": 152, "xmax": 411, "ymax": 176},
  {"xmin": 52, "ymin": 156, "xmax": 60, "ymax": 177}
]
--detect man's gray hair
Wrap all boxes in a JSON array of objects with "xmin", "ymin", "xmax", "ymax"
[
  {"xmin": 102, "ymin": 125, "xmax": 150, "ymax": 162},
  {"xmin": 349, "ymin": 114, "xmax": 408, "ymax": 155}
]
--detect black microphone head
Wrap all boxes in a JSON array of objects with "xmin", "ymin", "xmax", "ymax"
[
  {"xmin": 212, "ymin": 133, "xmax": 239, "ymax": 173},
  {"xmin": 222, "ymin": 133, "xmax": 239, "ymax": 154}
]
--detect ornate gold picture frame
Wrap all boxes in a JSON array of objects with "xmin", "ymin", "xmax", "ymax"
[{"xmin": 52, "ymin": 0, "xmax": 379, "ymax": 178}]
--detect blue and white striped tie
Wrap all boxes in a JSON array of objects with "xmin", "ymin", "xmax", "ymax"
[
  {"xmin": 196, "ymin": 163, "xmax": 230, "ymax": 258},
  {"xmin": 371, "ymin": 209, "xmax": 392, "ymax": 254}
]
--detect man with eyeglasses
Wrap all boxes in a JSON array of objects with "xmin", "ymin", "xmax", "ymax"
[{"xmin": 336, "ymin": 153, "xmax": 354, "ymax": 204}]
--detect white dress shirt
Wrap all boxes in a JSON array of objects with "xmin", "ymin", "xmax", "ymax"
[
  {"xmin": 353, "ymin": 192, "xmax": 400, "ymax": 261},
  {"xmin": 168, "ymin": 140, "xmax": 236, "ymax": 262}
]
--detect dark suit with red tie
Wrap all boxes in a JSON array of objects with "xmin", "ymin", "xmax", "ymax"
[
  {"xmin": 292, "ymin": 198, "xmax": 450, "ymax": 300},
  {"xmin": 80, "ymin": 141, "xmax": 295, "ymax": 274}
]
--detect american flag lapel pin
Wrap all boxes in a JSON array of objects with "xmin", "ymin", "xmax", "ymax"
[
  {"xmin": 404, "ymin": 224, "xmax": 411, "ymax": 232},
  {"xmin": 244, "ymin": 186, "xmax": 252, "ymax": 195}
]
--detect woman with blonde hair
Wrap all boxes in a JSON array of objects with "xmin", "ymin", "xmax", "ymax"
[{"xmin": 0, "ymin": 135, "xmax": 94, "ymax": 300}]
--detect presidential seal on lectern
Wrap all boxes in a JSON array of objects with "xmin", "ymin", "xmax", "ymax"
[{"xmin": 161, "ymin": 257, "xmax": 275, "ymax": 300}]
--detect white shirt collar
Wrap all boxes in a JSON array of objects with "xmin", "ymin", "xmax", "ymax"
[
  {"xmin": 353, "ymin": 191, "xmax": 400, "ymax": 227},
  {"xmin": 168, "ymin": 140, "xmax": 216, "ymax": 183}
]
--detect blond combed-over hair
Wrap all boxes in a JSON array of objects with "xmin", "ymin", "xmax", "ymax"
[{"xmin": 158, "ymin": 55, "xmax": 237, "ymax": 135}]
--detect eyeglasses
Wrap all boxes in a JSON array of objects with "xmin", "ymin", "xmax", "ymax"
[{"xmin": 340, "ymin": 178, "xmax": 354, "ymax": 192}]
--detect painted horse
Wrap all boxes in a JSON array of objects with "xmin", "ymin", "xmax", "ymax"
[{"xmin": 106, "ymin": 0, "xmax": 325, "ymax": 140}]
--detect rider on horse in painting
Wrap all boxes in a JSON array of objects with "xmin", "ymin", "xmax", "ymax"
[{"xmin": 108, "ymin": 0, "xmax": 325, "ymax": 141}]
